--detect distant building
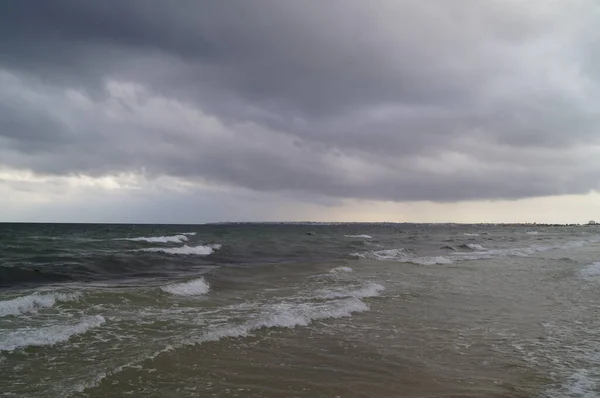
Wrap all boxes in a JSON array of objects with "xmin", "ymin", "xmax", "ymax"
[{"xmin": 589, "ymin": 220, "xmax": 598, "ymax": 225}]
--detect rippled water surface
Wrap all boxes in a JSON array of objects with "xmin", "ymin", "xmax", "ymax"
[{"xmin": 1, "ymin": 223, "xmax": 600, "ymax": 397}]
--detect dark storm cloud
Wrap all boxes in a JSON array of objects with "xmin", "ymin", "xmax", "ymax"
[{"xmin": 1, "ymin": 0, "xmax": 599, "ymax": 202}]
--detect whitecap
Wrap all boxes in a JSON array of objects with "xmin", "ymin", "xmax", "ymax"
[
  {"xmin": 352, "ymin": 248, "xmax": 411, "ymax": 260},
  {"xmin": 0, "ymin": 292, "xmax": 81, "ymax": 318},
  {"xmin": 330, "ymin": 266, "xmax": 353, "ymax": 273},
  {"xmin": 408, "ymin": 256, "xmax": 454, "ymax": 266},
  {"xmin": 141, "ymin": 244, "xmax": 221, "ymax": 255},
  {"xmin": 465, "ymin": 243, "xmax": 485, "ymax": 251},
  {"xmin": 122, "ymin": 234, "xmax": 189, "ymax": 243},
  {"xmin": 313, "ymin": 282, "xmax": 384, "ymax": 300},
  {"xmin": 0, "ymin": 315, "xmax": 105, "ymax": 352},
  {"xmin": 200, "ymin": 297, "xmax": 371, "ymax": 343},
  {"xmin": 161, "ymin": 278, "xmax": 210, "ymax": 296},
  {"xmin": 545, "ymin": 369, "xmax": 598, "ymax": 398},
  {"xmin": 353, "ymin": 248, "xmax": 454, "ymax": 265},
  {"xmin": 463, "ymin": 233, "xmax": 480, "ymax": 236},
  {"xmin": 579, "ymin": 262, "xmax": 600, "ymax": 280},
  {"xmin": 344, "ymin": 234, "xmax": 373, "ymax": 239}
]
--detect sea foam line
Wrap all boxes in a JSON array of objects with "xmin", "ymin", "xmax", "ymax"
[
  {"xmin": 0, "ymin": 292, "xmax": 81, "ymax": 318},
  {"xmin": 344, "ymin": 234, "xmax": 373, "ymax": 239},
  {"xmin": 0, "ymin": 315, "xmax": 105, "ymax": 352}
]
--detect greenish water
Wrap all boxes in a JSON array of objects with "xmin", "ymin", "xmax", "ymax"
[{"xmin": 1, "ymin": 223, "xmax": 600, "ymax": 397}]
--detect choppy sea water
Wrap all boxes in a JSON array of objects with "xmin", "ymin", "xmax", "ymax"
[{"xmin": 1, "ymin": 223, "xmax": 600, "ymax": 397}]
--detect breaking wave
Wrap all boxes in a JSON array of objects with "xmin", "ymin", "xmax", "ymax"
[
  {"xmin": 199, "ymin": 297, "xmax": 373, "ymax": 344},
  {"xmin": 0, "ymin": 292, "xmax": 81, "ymax": 318},
  {"xmin": 344, "ymin": 235, "xmax": 372, "ymax": 239},
  {"xmin": 122, "ymin": 234, "xmax": 189, "ymax": 243},
  {"xmin": 0, "ymin": 315, "xmax": 105, "ymax": 352},
  {"xmin": 140, "ymin": 244, "xmax": 221, "ymax": 256},
  {"xmin": 462, "ymin": 243, "xmax": 485, "ymax": 251},
  {"xmin": 352, "ymin": 248, "xmax": 412, "ymax": 260},
  {"xmin": 409, "ymin": 256, "xmax": 454, "ymax": 265},
  {"xmin": 312, "ymin": 282, "xmax": 385, "ymax": 300},
  {"xmin": 66, "ymin": 282, "xmax": 384, "ymax": 394},
  {"xmin": 330, "ymin": 266, "xmax": 353, "ymax": 273},
  {"xmin": 353, "ymin": 239, "xmax": 597, "ymax": 266},
  {"xmin": 579, "ymin": 262, "xmax": 600, "ymax": 280},
  {"xmin": 161, "ymin": 278, "xmax": 210, "ymax": 296}
]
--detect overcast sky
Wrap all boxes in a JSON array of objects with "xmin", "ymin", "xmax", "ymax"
[{"xmin": 1, "ymin": 0, "xmax": 600, "ymax": 223}]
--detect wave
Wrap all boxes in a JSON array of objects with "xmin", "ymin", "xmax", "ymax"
[
  {"xmin": 200, "ymin": 297, "xmax": 373, "ymax": 344},
  {"xmin": 69, "ymin": 282, "xmax": 384, "ymax": 394},
  {"xmin": 0, "ymin": 292, "xmax": 81, "ymax": 318},
  {"xmin": 460, "ymin": 243, "xmax": 485, "ymax": 251},
  {"xmin": 330, "ymin": 266, "xmax": 353, "ymax": 273},
  {"xmin": 344, "ymin": 234, "xmax": 372, "ymax": 239},
  {"xmin": 312, "ymin": 282, "xmax": 384, "ymax": 300},
  {"xmin": 463, "ymin": 233, "xmax": 479, "ymax": 236},
  {"xmin": 180, "ymin": 232, "xmax": 196, "ymax": 236},
  {"xmin": 161, "ymin": 278, "xmax": 210, "ymax": 296},
  {"xmin": 0, "ymin": 315, "xmax": 105, "ymax": 352},
  {"xmin": 122, "ymin": 234, "xmax": 189, "ymax": 243},
  {"xmin": 353, "ymin": 239, "xmax": 597, "ymax": 266},
  {"xmin": 0, "ymin": 266, "xmax": 74, "ymax": 287},
  {"xmin": 351, "ymin": 248, "xmax": 452, "ymax": 265},
  {"xmin": 526, "ymin": 231, "xmax": 539, "ymax": 235},
  {"xmin": 409, "ymin": 256, "xmax": 454, "ymax": 265},
  {"xmin": 351, "ymin": 248, "xmax": 412, "ymax": 260},
  {"xmin": 545, "ymin": 369, "xmax": 598, "ymax": 398},
  {"xmin": 579, "ymin": 262, "xmax": 600, "ymax": 280},
  {"xmin": 140, "ymin": 244, "xmax": 221, "ymax": 256}
]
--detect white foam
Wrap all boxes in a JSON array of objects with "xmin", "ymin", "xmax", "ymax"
[
  {"xmin": 313, "ymin": 282, "xmax": 384, "ymax": 300},
  {"xmin": 344, "ymin": 234, "xmax": 372, "ymax": 239},
  {"xmin": 161, "ymin": 278, "xmax": 210, "ymax": 296},
  {"xmin": 0, "ymin": 315, "xmax": 105, "ymax": 352},
  {"xmin": 353, "ymin": 248, "xmax": 452, "ymax": 265},
  {"xmin": 526, "ymin": 231, "xmax": 539, "ymax": 235},
  {"xmin": 465, "ymin": 243, "xmax": 485, "ymax": 250},
  {"xmin": 352, "ymin": 248, "xmax": 411, "ymax": 260},
  {"xmin": 180, "ymin": 232, "xmax": 197, "ymax": 236},
  {"xmin": 354, "ymin": 238, "xmax": 596, "ymax": 266},
  {"xmin": 330, "ymin": 266, "xmax": 353, "ymax": 273},
  {"xmin": 123, "ymin": 234, "xmax": 189, "ymax": 243},
  {"xmin": 463, "ymin": 233, "xmax": 479, "ymax": 236},
  {"xmin": 545, "ymin": 369, "xmax": 599, "ymax": 398},
  {"xmin": 201, "ymin": 297, "xmax": 371, "ymax": 343},
  {"xmin": 0, "ymin": 292, "xmax": 81, "ymax": 318},
  {"xmin": 580, "ymin": 262, "xmax": 600, "ymax": 280},
  {"xmin": 408, "ymin": 256, "xmax": 454, "ymax": 265},
  {"xmin": 141, "ymin": 244, "xmax": 221, "ymax": 255}
]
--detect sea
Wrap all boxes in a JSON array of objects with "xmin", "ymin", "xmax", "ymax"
[{"xmin": 1, "ymin": 222, "xmax": 600, "ymax": 398}]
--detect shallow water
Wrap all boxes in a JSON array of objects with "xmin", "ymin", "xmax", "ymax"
[{"xmin": 1, "ymin": 223, "xmax": 600, "ymax": 397}]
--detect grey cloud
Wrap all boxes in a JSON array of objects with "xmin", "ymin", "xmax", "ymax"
[{"xmin": 1, "ymin": 0, "xmax": 600, "ymax": 204}]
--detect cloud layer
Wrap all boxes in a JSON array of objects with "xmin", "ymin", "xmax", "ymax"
[{"xmin": 2, "ymin": 0, "xmax": 600, "ymax": 207}]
